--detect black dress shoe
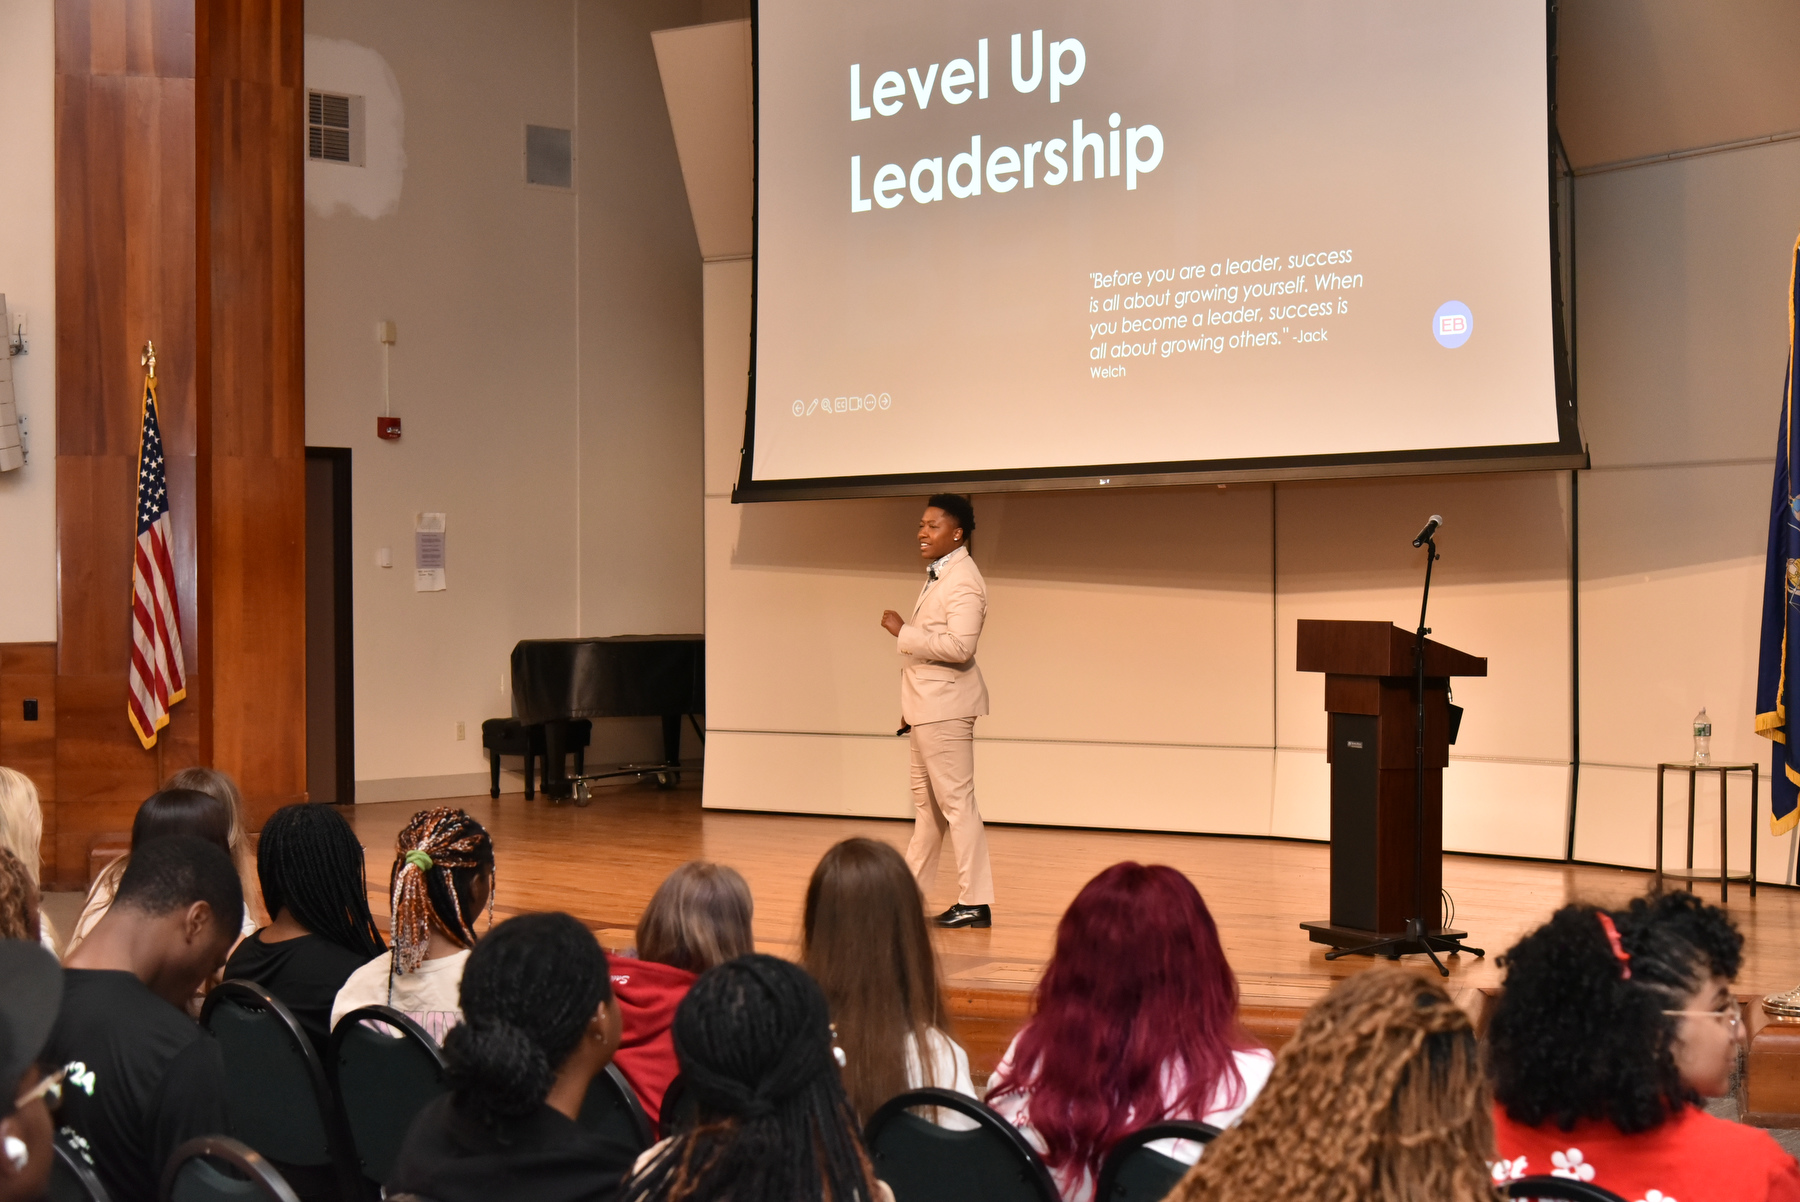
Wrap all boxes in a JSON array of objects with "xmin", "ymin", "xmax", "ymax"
[{"xmin": 933, "ymin": 904, "xmax": 991, "ymax": 929}]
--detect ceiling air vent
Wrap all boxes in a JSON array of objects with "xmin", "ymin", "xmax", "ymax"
[
  {"xmin": 525, "ymin": 125, "xmax": 573, "ymax": 189},
  {"xmin": 308, "ymin": 91, "xmax": 365, "ymax": 166}
]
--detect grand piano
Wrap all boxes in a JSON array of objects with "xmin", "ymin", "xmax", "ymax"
[{"xmin": 510, "ymin": 635, "xmax": 704, "ymax": 798}]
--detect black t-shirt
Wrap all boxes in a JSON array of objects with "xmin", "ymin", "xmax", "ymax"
[
  {"xmin": 389, "ymin": 1093, "xmax": 639, "ymax": 1202},
  {"xmin": 43, "ymin": 969, "xmax": 229, "ymax": 1202},
  {"xmin": 224, "ymin": 930, "xmax": 371, "ymax": 1056}
]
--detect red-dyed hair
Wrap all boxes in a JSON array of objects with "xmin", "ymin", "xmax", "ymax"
[{"xmin": 987, "ymin": 862, "xmax": 1255, "ymax": 1185}]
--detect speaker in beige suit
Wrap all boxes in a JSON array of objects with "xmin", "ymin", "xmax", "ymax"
[{"xmin": 881, "ymin": 494, "xmax": 994, "ymax": 928}]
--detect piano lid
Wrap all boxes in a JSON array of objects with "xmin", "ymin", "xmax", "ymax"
[{"xmin": 511, "ymin": 635, "xmax": 704, "ymax": 724}]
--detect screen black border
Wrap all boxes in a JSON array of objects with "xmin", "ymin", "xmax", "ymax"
[{"xmin": 733, "ymin": 0, "xmax": 1584, "ymax": 503}]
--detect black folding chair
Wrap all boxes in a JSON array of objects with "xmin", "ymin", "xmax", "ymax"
[
  {"xmin": 159, "ymin": 1137, "xmax": 302, "ymax": 1202},
  {"xmin": 865, "ymin": 1087, "xmax": 1060, "ymax": 1202},
  {"xmin": 1094, "ymin": 1120, "xmax": 1221, "ymax": 1202},
  {"xmin": 658, "ymin": 1073, "xmax": 699, "ymax": 1137},
  {"xmin": 1503, "ymin": 1178, "xmax": 1628, "ymax": 1202},
  {"xmin": 329, "ymin": 1005, "xmax": 449, "ymax": 1187},
  {"xmin": 49, "ymin": 1130, "xmax": 111, "ymax": 1202},
  {"xmin": 577, "ymin": 1063, "xmax": 655, "ymax": 1153},
  {"xmin": 200, "ymin": 981, "xmax": 363, "ymax": 1202}
]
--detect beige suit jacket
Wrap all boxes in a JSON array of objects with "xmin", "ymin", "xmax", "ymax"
[{"xmin": 898, "ymin": 546, "xmax": 990, "ymax": 724}]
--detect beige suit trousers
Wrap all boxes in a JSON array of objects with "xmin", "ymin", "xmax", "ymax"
[{"xmin": 904, "ymin": 716, "xmax": 994, "ymax": 906}]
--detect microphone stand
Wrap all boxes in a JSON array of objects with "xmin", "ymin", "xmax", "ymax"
[{"xmin": 1324, "ymin": 530, "xmax": 1483, "ymax": 976}]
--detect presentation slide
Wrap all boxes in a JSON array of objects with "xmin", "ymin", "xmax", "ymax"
[{"xmin": 746, "ymin": 0, "xmax": 1569, "ymax": 492}]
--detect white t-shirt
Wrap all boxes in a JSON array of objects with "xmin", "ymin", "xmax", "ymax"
[
  {"xmin": 904, "ymin": 1027, "xmax": 980, "ymax": 1130},
  {"xmin": 985, "ymin": 1037, "xmax": 1275, "ymax": 1202},
  {"xmin": 330, "ymin": 948, "xmax": 469, "ymax": 1043}
]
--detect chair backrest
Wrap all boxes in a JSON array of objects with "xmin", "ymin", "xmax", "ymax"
[
  {"xmin": 576, "ymin": 1063, "xmax": 655, "ymax": 1152},
  {"xmin": 1504, "ymin": 1177, "xmax": 1629, "ymax": 1202},
  {"xmin": 1093, "ymin": 1120, "xmax": 1221, "ymax": 1202},
  {"xmin": 159, "ymin": 1137, "xmax": 302, "ymax": 1202},
  {"xmin": 864, "ymin": 1088, "xmax": 1060, "ymax": 1202},
  {"xmin": 658, "ymin": 1073, "xmax": 698, "ymax": 1137},
  {"xmin": 199, "ymin": 981, "xmax": 360, "ymax": 1198},
  {"xmin": 50, "ymin": 1130, "xmax": 112, "ymax": 1202},
  {"xmin": 329, "ymin": 1004, "xmax": 449, "ymax": 1185}
]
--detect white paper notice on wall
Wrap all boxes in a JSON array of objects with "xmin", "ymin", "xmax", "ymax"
[{"xmin": 415, "ymin": 512, "xmax": 446, "ymax": 591}]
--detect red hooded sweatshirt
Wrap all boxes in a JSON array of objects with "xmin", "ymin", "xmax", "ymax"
[{"xmin": 609, "ymin": 956, "xmax": 696, "ymax": 1126}]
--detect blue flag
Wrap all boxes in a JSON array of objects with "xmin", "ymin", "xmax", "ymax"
[{"xmin": 1755, "ymin": 232, "xmax": 1800, "ymax": 834}]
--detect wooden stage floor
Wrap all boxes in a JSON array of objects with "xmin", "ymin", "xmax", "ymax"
[{"xmin": 343, "ymin": 781, "xmax": 1800, "ymax": 1079}]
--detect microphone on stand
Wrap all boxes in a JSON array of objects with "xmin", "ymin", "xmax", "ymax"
[{"xmin": 1412, "ymin": 514, "xmax": 1442, "ymax": 548}]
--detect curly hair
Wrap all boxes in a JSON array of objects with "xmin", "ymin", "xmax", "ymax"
[
  {"xmin": 0, "ymin": 845, "xmax": 39, "ymax": 941},
  {"xmin": 925, "ymin": 494, "xmax": 975, "ymax": 548},
  {"xmin": 444, "ymin": 912, "xmax": 611, "ymax": 1131},
  {"xmin": 623, "ymin": 955, "xmax": 883, "ymax": 1202},
  {"xmin": 1167, "ymin": 968, "xmax": 1499, "ymax": 1202},
  {"xmin": 390, "ymin": 808, "xmax": 494, "ymax": 975},
  {"xmin": 1486, "ymin": 889, "xmax": 1741, "ymax": 1134}
]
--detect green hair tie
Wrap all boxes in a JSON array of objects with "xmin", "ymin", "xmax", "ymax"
[{"xmin": 404, "ymin": 849, "xmax": 434, "ymax": 872}]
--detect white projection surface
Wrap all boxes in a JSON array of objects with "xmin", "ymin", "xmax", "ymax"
[{"xmin": 744, "ymin": 1, "xmax": 1576, "ymax": 496}]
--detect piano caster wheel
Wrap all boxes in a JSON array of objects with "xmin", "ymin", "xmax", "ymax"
[
  {"xmin": 574, "ymin": 781, "xmax": 592, "ymax": 807},
  {"xmin": 655, "ymin": 771, "xmax": 679, "ymax": 791}
]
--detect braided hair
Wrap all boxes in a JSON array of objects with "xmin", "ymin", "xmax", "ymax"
[
  {"xmin": 390, "ymin": 808, "xmax": 494, "ymax": 975},
  {"xmin": 1167, "ymin": 968, "xmax": 1499, "ymax": 1202},
  {"xmin": 623, "ymin": 954, "xmax": 883, "ymax": 1202},
  {"xmin": 1486, "ymin": 889, "xmax": 1742, "ymax": 1134},
  {"xmin": 257, "ymin": 804, "xmax": 385, "ymax": 958},
  {"xmin": 443, "ymin": 912, "xmax": 611, "ymax": 1131}
]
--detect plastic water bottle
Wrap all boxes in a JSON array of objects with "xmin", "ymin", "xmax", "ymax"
[{"xmin": 1693, "ymin": 708, "xmax": 1712, "ymax": 764}]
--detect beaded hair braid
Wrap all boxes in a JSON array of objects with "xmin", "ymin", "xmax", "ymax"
[{"xmin": 390, "ymin": 807, "xmax": 494, "ymax": 976}]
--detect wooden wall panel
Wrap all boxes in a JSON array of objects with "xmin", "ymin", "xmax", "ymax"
[
  {"xmin": 53, "ymin": 0, "xmax": 305, "ymax": 880},
  {"xmin": 0, "ymin": 645, "xmax": 58, "ymax": 883}
]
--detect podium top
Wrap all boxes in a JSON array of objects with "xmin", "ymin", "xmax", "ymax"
[{"xmin": 1295, "ymin": 619, "xmax": 1487, "ymax": 678}]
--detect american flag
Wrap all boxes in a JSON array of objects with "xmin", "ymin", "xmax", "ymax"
[{"xmin": 128, "ymin": 377, "xmax": 186, "ymax": 747}]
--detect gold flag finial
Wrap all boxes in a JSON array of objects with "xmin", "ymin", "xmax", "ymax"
[{"xmin": 141, "ymin": 340, "xmax": 156, "ymax": 380}]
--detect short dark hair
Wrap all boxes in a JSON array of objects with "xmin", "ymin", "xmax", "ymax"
[
  {"xmin": 131, "ymin": 788, "xmax": 232, "ymax": 853},
  {"xmin": 115, "ymin": 834, "xmax": 244, "ymax": 934},
  {"xmin": 925, "ymin": 494, "xmax": 976, "ymax": 547},
  {"xmin": 1487, "ymin": 890, "xmax": 1742, "ymax": 1134}
]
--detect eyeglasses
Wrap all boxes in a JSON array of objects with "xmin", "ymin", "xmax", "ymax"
[
  {"xmin": 13, "ymin": 1066, "xmax": 66, "ymax": 1112},
  {"xmin": 1662, "ymin": 999, "xmax": 1744, "ymax": 1032}
]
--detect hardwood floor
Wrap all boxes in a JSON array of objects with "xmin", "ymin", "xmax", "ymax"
[{"xmin": 342, "ymin": 779, "xmax": 1800, "ymax": 1078}]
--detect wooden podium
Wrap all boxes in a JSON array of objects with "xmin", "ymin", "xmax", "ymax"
[{"xmin": 1295, "ymin": 619, "xmax": 1487, "ymax": 953}]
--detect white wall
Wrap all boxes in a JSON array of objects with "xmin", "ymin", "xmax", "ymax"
[
  {"xmin": 694, "ymin": 117, "xmax": 1800, "ymax": 882},
  {"xmin": 0, "ymin": 0, "xmax": 57, "ymax": 643},
  {"xmin": 306, "ymin": 0, "xmax": 710, "ymax": 800}
]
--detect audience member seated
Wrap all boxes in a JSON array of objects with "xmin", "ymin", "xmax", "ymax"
[
  {"xmin": 0, "ymin": 848, "xmax": 40, "ymax": 943},
  {"xmin": 45, "ymin": 835, "xmax": 244, "ymax": 1202},
  {"xmin": 332, "ymin": 808, "xmax": 495, "ymax": 1043},
  {"xmin": 224, "ymin": 803, "xmax": 386, "ymax": 1055},
  {"xmin": 801, "ymin": 838, "xmax": 977, "ymax": 1124},
  {"xmin": 1487, "ymin": 891, "xmax": 1800, "ymax": 1201},
  {"xmin": 610, "ymin": 860, "xmax": 753, "ymax": 1126},
  {"xmin": 0, "ymin": 767, "xmax": 56, "ymax": 952},
  {"xmin": 986, "ymin": 862, "xmax": 1272, "ymax": 1202},
  {"xmin": 1167, "ymin": 966, "xmax": 1496, "ymax": 1202},
  {"xmin": 65, "ymin": 777, "xmax": 257, "ymax": 956},
  {"xmin": 621, "ymin": 954, "xmax": 894, "ymax": 1202},
  {"xmin": 0, "ymin": 941, "xmax": 61, "ymax": 1202},
  {"xmin": 164, "ymin": 767, "xmax": 262, "ymax": 920},
  {"xmin": 390, "ymin": 912, "xmax": 633, "ymax": 1202}
]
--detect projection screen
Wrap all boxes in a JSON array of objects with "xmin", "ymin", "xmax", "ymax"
[{"xmin": 737, "ymin": 0, "xmax": 1582, "ymax": 500}]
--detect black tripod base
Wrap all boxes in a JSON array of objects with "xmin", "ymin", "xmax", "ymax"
[{"xmin": 1300, "ymin": 921, "xmax": 1485, "ymax": 977}]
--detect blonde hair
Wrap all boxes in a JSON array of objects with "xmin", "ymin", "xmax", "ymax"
[
  {"xmin": 1168, "ymin": 968, "xmax": 1499, "ymax": 1202},
  {"xmin": 0, "ymin": 767, "xmax": 44, "ymax": 885},
  {"xmin": 635, "ymin": 860, "xmax": 754, "ymax": 974},
  {"xmin": 164, "ymin": 766, "xmax": 261, "ymax": 920}
]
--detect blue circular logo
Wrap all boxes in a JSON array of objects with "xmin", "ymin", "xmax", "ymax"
[{"xmin": 1433, "ymin": 301, "xmax": 1473, "ymax": 349}]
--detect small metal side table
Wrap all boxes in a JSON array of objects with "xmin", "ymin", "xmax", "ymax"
[{"xmin": 1656, "ymin": 761, "xmax": 1758, "ymax": 902}]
